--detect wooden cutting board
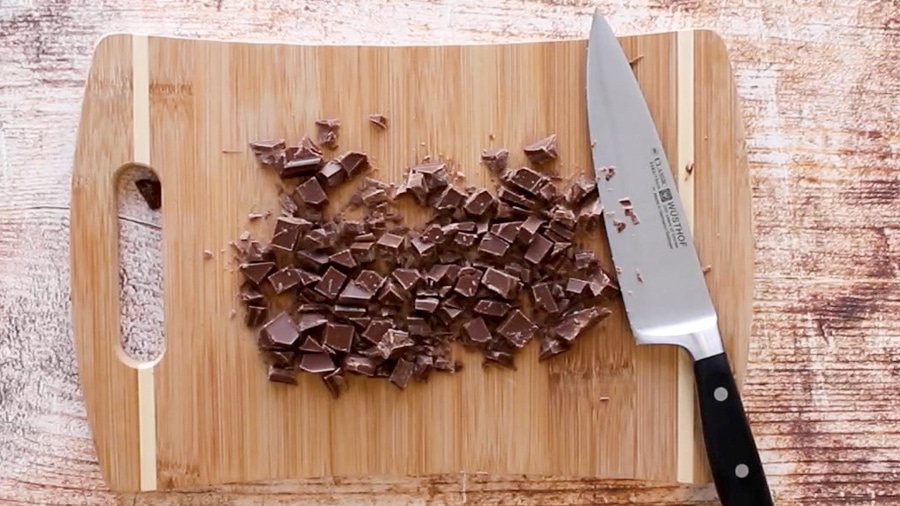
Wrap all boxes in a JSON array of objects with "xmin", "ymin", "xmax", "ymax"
[{"xmin": 70, "ymin": 30, "xmax": 753, "ymax": 493}]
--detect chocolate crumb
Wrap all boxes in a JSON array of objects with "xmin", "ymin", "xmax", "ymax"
[
  {"xmin": 599, "ymin": 166, "xmax": 616, "ymax": 181},
  {"xmin": 636, "ymin": 269, "xmax": 644, "ymax": 283},
  {"xmin": 315, "ymin": 118, "xmax": 341, "ymax": 149},
  {"xmin": 368, "ymin": 114, "xmax": 389, "ymax": 129},
  {"xmin": 613, "ymin": 219, "xmax": 626, "ymax": 233},
  {"xmin": 523, "ymin": 134, "xmax": 558, "ymax": 166}
]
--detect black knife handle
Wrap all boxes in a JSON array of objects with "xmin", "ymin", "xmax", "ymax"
[{"xmin": 694, "ymin": 352, "xmax": 773, "ymax": 506}]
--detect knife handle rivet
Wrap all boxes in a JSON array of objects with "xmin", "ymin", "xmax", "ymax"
[
  {"xmin": 735, "ymin": 464, "xmax": 749, "ymax": 478},
  {"xmin": 713, "ymin": 387, "xmax": 728, "ymax": 402}
]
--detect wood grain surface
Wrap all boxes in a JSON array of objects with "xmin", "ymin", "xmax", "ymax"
[{"xmin": 2, "ymin": 0, "xmax": 900, "ymax": 504}]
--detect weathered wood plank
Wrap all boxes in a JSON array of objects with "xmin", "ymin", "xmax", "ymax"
[{"xmin": 2, "ymin": 0, "xmax": 900, "ymax": 503}]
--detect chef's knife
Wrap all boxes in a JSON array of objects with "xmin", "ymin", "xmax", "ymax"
[{"xmin": 585, "ymin": 11, "xmax": 773, "ymax": 506}]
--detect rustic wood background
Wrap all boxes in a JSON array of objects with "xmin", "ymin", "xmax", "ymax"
[{"xmin": 1, "ymin": 0, "xmax": 898, "ymax": 504}]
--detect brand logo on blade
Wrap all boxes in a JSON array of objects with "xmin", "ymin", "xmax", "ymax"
[{"xmin": 649, "ymin": 148, "xmax": 689, "ymax": 250}]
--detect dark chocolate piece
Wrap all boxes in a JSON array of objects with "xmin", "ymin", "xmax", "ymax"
[
  {"xmin": 401, "ymin": 170, "xmax": 428, "ymax": 204},
  {"xmin": 362, "ymin": 318, "xmax": 394, "ymax": 344},
  {"xmin": 348, "ymin": 316, "xmax": 372, "ymax": 329},
  {"xmin": 473, "ymin": 299, "xmax": 511, "ymax": 317},
  {"xmin": 337, "ymin": 151, "xmax": 369, "ymax": 177},
  {"xmin": 422, "ymin": 224, "xmax": 445, "ymax": 244},
  {"xmin": 376, "ymin": 232, "xmax": 405, "ymax": 253},
  {"xmin": 322, "ymin": 370, "xmax": 347, "ymax": 398},
  {"xmin": 390, "ymin": 358, "xmax": 415, "ymax": 389},
  {"xmin": 504, "ymin": 167, "xmax": 546, "ymax": 194},
  {"xmin": 464, "ymin": 189, "xmax": 494, "ymax": 217},
  {"xmin": 333, "ymin": 305, "xmax": 367, "ymax": 319},
  {"xmin": 267, "ymin": 350, "xmax": 295, "ymax": 368},
  {"xmin": 261, "ymin": 312, "xmax": 300, "ymax": 347},
  {"xmin": 414, "ymin": 297, "xmax": 440, "ymax": 314},
  {"xmin": 329, "ymin": 249, "xmax": 357, "ymax": 270},
  {"xmin": 349, "ymin": 241, "xmax": 376, "ymax": 263},
  {"xmin": 314, "ymin": 267, "xmax": 348, "ymax": 300},
  {"xmin": 478, "ymin": 234, "xmax": 510, "ymax": 259},
  {"xmin": 368, "ymin": 114, "xmax": 388, "ymax": 129},
  {"xmin": 577, "ymin": 198, "xmax": 602, "ymax": 230},
  {"xmin": 240, "ymin": 283, "xmax": 265, "ymax": 304},
  {"xmin": 414, "ymin": 355, "xmax": 434, "ymax": 381},
  {"xmin": 481, "ymin": 148, "xmax": 509, "ymax": 173},
  {"xmin": 523, "ymin": 134, "xmax": 558, "ymax": 165},
  {"xmin": 454, "ymin": 270, "xmax": 481, "ymax": 298},
  {"xmin": 322, "ymin": 323, "xmax": 355, "ymax": 353},
  {"xmin": 413, "ymin": 162, "xmax": 450, "ymax": 193},
  {"xmin": 297, "ymin": 251, "xmax": 330, "ymax": 272},
  {"xmin": 553, "ymin": 307, "xmax": 611, "ymax": 342},
  {"xmin": 483, "ymin": 350, "xmax": 515, "ymax": 370},
  {"xmin": 299, "ymin": 336, "xmax": 327, "ymax": 353},
  {"xmin": 504, "ymin": 263, "xmax": 531, "ymax": 283},
  {"xmin": 524, "ymin": 234, "xmax": 553, "ymax": 264},
  {"xmin": 344, "ymin": 355, "xmax": 378, "ymax": 376},
  {"xmin": 375, "ymin": 329, "xmax": 413, "ymax": 359},
  {"xmin": 295, "ymin": 269, "xmax": 321, "ymax": 287},
  {"xmin": 491, "ymin": 221, "xmax": 523, "ymax": 243},
  {"xmin": 532, "ymin": 282, "xmax": 560, "ymax": 314},
  {"xmin": 481, "ymin": 267, "xmax": 518, "ymax": 300},
  {"xmin": 425, "ymin": 264, "xmax": 451, "ymax": 286},
  {"xmin": 297, "ymin": 313, "xmax": 329, "ymax": 334},
  {"xmin": 268, "ymin": 365, "xmax": 298, "ymax": 385},
  {"xmin": 497, "ymin": 186, "xmax": 537, "ymax": 209},
  {"xmin": 454, "ymin": 232, "xmax": 477, "ymax": 248},
  {"xmin": 410, "ymin": 236, "xmax": 436, "ymax": 257},
  {"xmin": 392, "ymin": 268, "xmax": 421, "ymax": 291},
  {"xmin": 539, "ymin": 336, "xmax": 571, "ymax": 361},
  {"xmin": 268, "ymin": 267, "xmax": 302, "ymax": 294},
  {"xmin": 574, "ymin": 251, "xmax": 598, "ymax": 271},
  {"xmin": 240, "ymin": 262, "xmax": 275, "ymax": 286},
  {"xmin": 436, "ymin": 305, "xmax": 463, "ymax": 324},
  {"xmin": 244, "ymin": 305, "xmax": 267, "ymax": 327},
  {"xmin": 281, "ymin": 156, "xmax": 322, "ymax": 179},
  {"xmin": 338, "ymin": 282, "xmax": 373, "ymax": 305},
  {"xmin": 355, "ymin": 270, "xmax": 384, "ymax": 293},
  {"xmin": 551, "ymin": 241, "xmax": 571, "ymax": 258},
  {"xmin": 318, "ymin": 160, "xmax": 346, "ymax": 187},
  {"xmin": 249, "ymin": 139, "xmax": 286, "ymax": 168},
  {"xmin": 565, "ymin": 278, "xmax": 588, "ymax": 296},
  {"xmin": 134, "ymin": 178, "xmax": 162, "ymax": 210},
  {"xmin": 299, "ymin": 353, "xmax": 337, "ymax": 374},
  {"xmin": 272, "ymin": 217, "xmax": 312, "ymax": 253},
  {"xmin": 315, "ymin": 118, "xmax": 341, "ymax": 149},
  {"xmin": 550, "ymin": 205, "xmax": 577, "ymax": 230},
  {"xmin": 433, "ymin": 185, "xmax": 466, "ymax": 212},
  {"xmin": 463, "ymin": 317, "xmax": 492, "ymax": 344},
  {"xmin": 361, "ymin": 186, "xmax": 388, "ymax": 207},
  {"xmin": 407, "ymin": 317, "xmax": 432, "ymax": 337},
  {"xmin": 548, "ymin": 222, "xmax": 575, "ymax": 241},
  {"xmin": 496, "ymin": 309, "xmax": 538, "ymax": 348},
  {"xmin": 295, "ymin": 177, "xmax": 328, "ymax": 207},
  {"xmin": 566, "ymin": 176, "xmax": 597, "ymax": 206}
]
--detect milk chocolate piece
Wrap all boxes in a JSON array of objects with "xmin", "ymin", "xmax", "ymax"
[
  {"xmin": 250, "ymin": 139, "xmax": 287, "ymax": 168},
  {"xmin": 463, "ymin": 317, "xmax": 492, "ymax": 344},
  {"xmin": 478, "ymin": 234, "xmax": 510, "ymax": 259},
  {"xmin": 390, "ymin": 358, "xmax": 415, "ymax": 389},
  {"xmin": 344, "ymin": 355, "xmax": 378, "ymax": 376},
  {"xmin": 565, "ymin": 278, "xmax": 589, "ymax": 296},
  {"xmin": 536, "ymin": 180, "xmax": 560, "ymax": 205},
  {"xmin": 464, "ymin": 189, "xmax": 494, "ymax": 217},
  {"xmin": 548, "ymin": 222, "xmax": 575, "ymax": 241},
  {"xmin": 299, "ymin": 336, "xmax": 327, "ymax": 353},
  {"xmin": 240, "ymin": 262, "xmax": 275, "ymax": 285},
  {"xmin": 517, "ymin": 215, "xmax": 544, "ymax": 244},
  {"xmin": 362, "ymin": 318, "xmax": 394, "ymax": 344},
  {"xmin": 376, "ymin": 232, "xmax": 405, "ymax": 253},
  {"xmin": 338, "ymin": 282, "xmax": 373, "ymax": 305},
  {"xmin": 523, "ymin": 134, "xmax": 558, "ymax": 165},
  {"xmin": 134, "ymin": 178, "xmax": 162, "ymax": 210},
  {"xmin": 375, "ymin": 329, "xmax": 413, "ymax": 359},
  {"xmin": 566, "ymin": 176, "xmax": 597, "ymax": 206},
  {"xmin": 491, "ymin": 221, "xmax": 523, "ymax": 243},
  {"xmin": 338, "ymin": 151, "xmax": 369, "ymax": 177},
  {"xmin": 261, "ymin": 312, "xmax": 300, "ymax": 347},
  {"xmin": 433, "ymin": 185, "xmax": 466, "ymax": 212},
  {"xmin": 532, "ymin": 283, "xmax": 560, "ymax": 313},
  {"xmin": 368, "ymin": 114, "xmax": 388, "ymax": 129},
  {"xmin": 553, "ymin": 307, "xmax": 611, "ymax": 342},
  {"xmin": 299, "ymin": 353, "xmax": 337, "ymax": 374},
  {"xmin": 483, "ymin": 350, "xmax": 515, "ymax": 370},
  {"xmin": 281, "ymin": 156, "xmax": 322, "ymax": 179},
  {"xmin": 472, "ymin": 300, "xmax": 509, "ymax": 318},
  {"xmin": 524, "ymin": 235, "xmax": 552, "ymax": 264},
  {"xmin": 322, "ymin": 369, "xmax": 347, "ymax": 398},
  {"xmin": 350, "ymin": 241, "xmax": 376, "ymax": 263},
  {"xmin": 315, "ymin": 118, "xmax": 341, "ymax": 149},
  {"xmin": 497, "ymin": 309, "xmax": 538, "ymax": 348},
  {"xmin": 504, "ymin": 167, "xmax": 545, "ymax": 194},
  {"xmin": 539, "ymin": 336, "xmax": 571, "ymax": 361},
  {"xmin": 296, "ymin": 177, "xmax": 328, "ymax": 207},
  {"xmin": 268, "ymin": 365, "xmax": 298, "ymax": 385},
  {"xmin": 323, "ymin": 323, "xmax": 355, "ymax": 353},
  {"xmin": 574, "ymin": 251, "xmax": 598, "ymax": 271},
  {"xmin": 314, "ymin": 267, "xmax": 347, "ymax": 300},
  {"xmin": 414, "ymin": 297, "xmax": 440, "ymax": 314},
  {"xmin": 454, "ymin": 270, "xmax": 481, "ymax": 297},
  {"xmin": 550, "ymin": 205, "xmax": 577, "ymax": 230},
  {"xmin": 588, "ymin": 270, "xmax": 618, "ymax": 298},
  {"xmin": 497, "ymin": 186, "xmax": 536, "ymax": 209},
  {"xmin": 268, "ymin": 267, "xmax": 302, "ymax": 294},
  {"xmin": 244, "ymin": 305, "xmax": 267, "ymax": 327},
  {"xmin": 392, "ymin": 268, "xmax": 421, "ymax": 292},
  {"xmin": 481, "ymin": 148, "xmax": 509, "ymax": 173},
  {"xmin": 481, "ymin": 267, "xmax": 518, "ymax": 299},
  {"xmin": 317, "ymin": 160, "xmax": 346, "ymax": 187}
]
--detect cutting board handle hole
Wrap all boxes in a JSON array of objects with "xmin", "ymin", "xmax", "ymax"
[{"xmin": 114, "ymin": 162, "xmax": 165, "ymax": 369}]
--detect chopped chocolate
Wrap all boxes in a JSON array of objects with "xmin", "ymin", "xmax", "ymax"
[
  {"xmin": 436, "ymin": 305, "xmax": 463, "ymax": 324},
  {"xmin": 240, "ymin": 262, "xmax": 275, "ymax": 286},
  {"xmin": 496, "ymin": 310, "xmax": 538, "ymax": 348},
  {"xmin": 551, "ymin": 241, "xmax": 571, "ymax": 258},
  {"xmin": 362, "ymin": 318, "xmax": 393, "ymax": 344},
  {"xmin": 599, "ymin": 166, "xmax": 616, "ymax": 181},
  {"xmin": 134, "ymin": 178, "xmax": 162, "ymax": 210},
  {"xmin": 315, "ymin": 118, "xmax": 341, "ymax": 149},
  {"xmin": 425, "ymin": 264, "xmax": 451, "ymax": 285},
  {"xmin": 337, "ymin": 151, "xmax": 369, "ymax": 177},
  {"xmin": 483, "ymin": 350, "xmax": 515, "ymax": 370},
  {"xmin": 504, "ymin": 167, "xmax": 546, "ymax": 194},
  {"xmin": 317, "ymin": 160, "xmax": 346, "ymax": 187},
  {"xmin": 565, "ymin": 278, "xmax": 589, "ymax": 296},
  {"xmin": 464, "ymin": 189, "xmax": 494, "ymax": 217},
  {"xmin": 550, "ymin": 205, "xmax": 577, "ymax": 230},
  {"xmin": 433, "ymin": 185, "xmax": 466, "ymax": 212},
  {"xmin": 297, "ymin": 313, "xmax": 329, "ymax": 334},
  {"xmin": 322, "ymin": 323, "xmax": 355, "ymax": 353},
  {"xmin": 355, "ymin": 270, "xmax": 384, "ymax": 293},
  {"xmin": 566, "ymin": 176, "xmax": 597, "ymax": 206},
  {"xmin": 413, "ymin": 355, "xmax": 434, "ymax": 381},
  {"xmin": 400, "ymin": 170, "xmax": 428, "ymax": 205},
  {"xmin": 281, "ymin": 156, "xmax": 322, "ymax": 179},
  {"xmin": 454, "ymin": 232, "xmax": 478, "ymax": 248},
  {"xmin": 376, "ymin": 232, "xmax": 405, "ymax": 253},
  {"xmin": 536, "ymin": 180, "xmax": 560, "ymax": 204},
  {"xmin": 532, "ymin": 282, "xmax": 560, "ymax": 314},
  {"xmin": 299, "ymin": 353, "xmax": 337, "ymax": 374},
  {"xmin": 524, "ymin": 235, "xmax": 553, "ymax": 264},
  {"xmin": 407, "ymin": 317, "xmax": 432, "ymax": 337},
  {"xmin": 414, "ymin": 162, "xmax": 450, "ymax": 192},
  {"xmin": 481, "ymin": 148, "xmax": 509, "ymax": 173},
  {"xmin": 344, "ymin": 355, "xmax": 378, "ymax": 376},
  {"xmin": 539, "ymin": 336, "xmax": 571, "ymax": 361},
  {"xmin": 333, "ymin": 305, "xmax": 367, "ymax": 319},
  {"xmin": 422, "ymin": 224, "xmax": 445, "ymax": 244},
  {"xmin": 349, "ymin": 241, "xmax": 376, "ymax": 263},
  {"xmin": 478, "ymin": 234, "xmax": 510, "ymax": 259},
  {"xmin": 322, "ymin": 369, "xmax": 347, "ymax": 398},
  {"xmin": 626, "ymin": 208, "xmax": 640, "ymax": 225},
  {"xmin": 268, "ymin": 266, "xmax": 302, "ymax": 294},
  {"xmin": 613, "ymin": 219, "xmax": 627, "ymax": 233},
  {"xmin": 392, "ymin": 268, "xmax": 422, "ymax": 292},
  {"xmin": 473, "ymin": 300, "xmax": 511, "ymax": 317},
  {"xmin": 261, "ymin": 312, "xmax": 300, "ymax": 348},
  {"xmin": 240, "ymin": 283, "xmax": 265, "ymax": 304},
  {"xmin": 375, "ymin": 329, "xmax": 413, "ymax": 359},
  {"xmin": 314, "ymin": 267, "xmax": 348, "ymax": 300},
  {"xmin": 523, "ymin": 134, "xmax": 558, "ymax": 165},
  {"xmin": 463, "ymin": 317, "xmax": 492, "ymax": 344},
  {"xmin": 517, "ymin": 215, "xmax": 544, "ymax": 244},
  {"xmin": 577, "ymin": 198, "xmax": 602, "ymax": 229},
  {"xmin": 390, "ymin": 358, "xmax": 415, "ymax": 389},
  {"xmin": 491, "ymin": 221, "xmax": 523, "ymax": 243},
  {"xmin": 414, "ymin": 297, "xmax": 440, "ymax": 314},
  {"xmin": 268, "ymin": 365, "xmax": 298, "ymax": 385},
  {"xmin": 497, "ymin": 186, "xmax": 537, "ymax": 209},
  {"xmin": 244, "ymin": 305, "xmax": 267, "ymax": 327},
  {"xmin": 454, "ymin": 270, "xmax": 481, "ymax": 297},
  {"xmin": 574, "ymin": 251, "xmax": 598, "ymax": 271},
  {"xmin": 548, "ymin": 222, "xmax": 575, "ymax": 241},
  {"xmin": 481, "ymin": 267, "xmax": 519, "ymax": 300},
  {"xmin": 348, "ymin": 316, "xmax": 372, "ymax": 329},
  {"xmin": 267, "ymin": 350, "xmax": 295, "ymax": 368},
  {"xmin": 552, "ymin": 307, "xmax": 612, "ymax": 342},
  {"xmin": 338, "ymin": 282, "xmax": 373, "ymax": 305},
  {"xmin": 295, "ymin": 177, "xmax": 328, "ymax": 207},
  {"xmin": 410, "ymin": 235, "xmax": 436, "ymax": 257},
  {"xmin": 326, "ymin": 250, "xmax": 356, "ymax": 271},
  {"xmin": 249, "ymin": 139, "xmax": 286, "ymax": 168},
  {"xmin": 272, "ymin": 217, "xmax": 312, "ymax": 252},
  {"xmin": 299, "ymin": 336, "xmax": 327, "ymax": 353},
  {"xmin": 361, "ymin": 186, "xmax": 388, "ymax": 207},
  {"xmin": 368, "ymin": 114, "xmax": 388, "ymax": 129},
  {"xmin": 296, "ymin": 269, "xmax": 321, "ymax": 287}
]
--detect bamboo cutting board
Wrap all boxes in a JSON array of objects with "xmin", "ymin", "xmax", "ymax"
[{"xmin": 70, "ymin": 30, "xmax": 753, "ymax": 493}]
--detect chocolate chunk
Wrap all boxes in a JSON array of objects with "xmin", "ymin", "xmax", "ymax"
[
  {"xmin": 390, "ymin": 358, "xmax": 415, "ymax": 389},
  {"xmin": 504, "ymin": 263, "xmax": 531, "ymax": 283},
  {"xmin": 481, "ymin": 267, "xmax": 518, "ymax": 300},
  {"xmin": 574, "ymin": 251, "xmax": 598, "ymax": 271},
  {"xmin": 523, "ymin": 134, "xmax": 558, "ymax": 165},
  {"xmin": 566, "ymin": 176, "xmax": 597, "ymax": 206},
  {"xmin": 414, "ymin": 297, "xmax": 440, "ymax": 314},
  {"xmin": 524, "ymin": 234, "xmax": 553, "ymax": 264},
  {"xmin": 268, "ymin": 267, "xmax": 302, "ymax": 294},
  {"xmin": 613, "ymin": 219, "xmax": 627, "ymax": 233},
  {"xmin": 250, "ymin": 139, "xmax": 286, "ymax": 168},
  {"xmin": 414, "ymin": 162, "xmax": 450, "ymax": 192},
  {"xmin": 599, "ymin": 165, "xmax": 616, "ymax": 181},
  {"xmin": 454, "ymin": 232, "xmax": 478, "ymax": 248},
  {"xmin": 318, "ymin": 160, "xmax": 346, "ymax": 187},
  {"xmin": 305, "ymin": 226, "xmax": 338, "ymax": 250},
  {"xmin": 433, "ymin": 185, "xmax": 466, "ymax": 212},
  {"xmin": 483, "ymin": 350, "xmax": 515, "ymax": 370},
  {"xmin": 497, "ymin": 186, "xmax": 537, "ymax": 209},
  {"xmin": 362, "ymin": 318, "xmax": 394, "ymax": 344},
  {"xmin": 349, "ymin": 241, "xmax": 376, "ymax": 263},
  {"xmin": 407, "ymin": 317, "xmax": 432, "ymax": 337},
  {"xmin": 134, "ymin": 178, "xmax": 162, "ymax": 210},
  {"xmin": 587, "ymin": 270, "xmax": 618, "ymax": 299},
  {"xmin": 577, "ymin": 198, "xmax": 602, "ymax": 230},
  {"xmin": 400, "ymin": 170, "xmax": 428, "ymax": 205},
  {"xmin": 464, "ymin": 189, "xmax": 494, "ymax": 217},
  {"xmin": 333, "ymin": 305, "xmax": 367, "ymax": 319},
  {"xmin": 463, "ymin": 317, "xmax": 492, "ymax": 344},
  {"xmin": 368, "ymin": 114, "xmax": 388, "ymax": 129},
  {"xmin": 532, "ymin": 283, "xmax": 560, "ymax": 314},
  {"xmin": 425, "ymin": 264, "xmax": 452, "ymax": 286},
  {"xmin": 550, "ymin": 205, "xmax": 577, "ymax": 230},
  {"xmin": 361, "ymin": 186, "xmax": 388, "ymax": 207},
  {"xmin": 315, "ymin": 118, "xmax": 341, "ymax": 149},
  {"xmin": 539, "ymin": 336, "xmax": 571, "ymax": 361},
  {"xmin": 295, "ymin": 269, "xmax": 321, "ymax": 287},
  {"xmin": 375, "ymin": 329, "xmax": 413, "ymax": 359},
  {"xmin": 344, "ymin": 355, "xmax": 378, "ymax": 376},
  {"xmin": 422, "ymin": 224, "xmax": 445, "ymax": 244},
  {"xmin": 548, "ymin": 222, "xmax": 575, "ymax": 241},
  {"xmin": 491, "ymin": 221, "xmax": 523, "ymax": 243},
  {"xmin": 552, "ymin": 307, "xmax": 611, "ymax": 342},
  {"xmin": 314, "ymin": 267, "xmax": 347, "ymax": 300},
  {"xmin": 517, "ymin": 215, "xmax": 544, "ymax": 244},
  {"xmin": 268, "ymin": 365, "xmax": 298, "ymax": 385},
  {"xmin": 355, "ymin": 270, "xmax": 385, "ymax": 293},
  {"xmin": 281, "ymin": 156, "xmax": 323, "ymax": 179},
  {"xmin": 536, "ymin": 180, "xmax": 560, "ymax": 205},
  {"xmin": 297, "ymin": 251, "xmax": 329, "ymax": 272},
  {"xmin": 410, "ymin": 235, "xmax": 436, "ymax": 257},
  {"xmin": 551, "ymin": 241, "xmax": 571, "ymax": 258},
  {"xmin": 504, "ymin": 167, "xmax": 546, "ymax": 194},
  {"xmin": 261, "ymin": 312, "xmax": 300, "ymax": 348},
  {"xmin": 473, "ymin": 299, "xmax": 511, "ymax": 317},
  {"xmin": 338, "ymin": 282, "xmax": 373, "ymax": 305},
  {"xmin": 378, "ymin": 284, "xmax": 407, "ymax": 306},
  {"xmin": 297, "ymin": 313, "xmax": 329, "ymax": 334},
  {"xmin": 497, "ymin": 310, "xmax": 538, "ymax": 348},
  {"xmin": 376, "ymin": 232, "xmax": 405, "ymax": 253},
  {"xmin": 299, "ymin": 353, "xmax": 337, "ymax": 374},
  {"xmin": 329, "ymin": 249, "xmax": 357, "ymax": 270},
  {"xmin": 348, "ymin": 317, "xmax": 372, "ymax": 329},
  {"xmin": 392, "ymin": 268, "xmax": 422, "ymax": 291},
  {"xmin": 299, "ymin": 336, "xmax": 327, "ymax": 353},
  {"xmin": 478, "ymin": 234, "xmax": 510, "ymax": 259},
  {"xmin": 337, "ymin": 151, "xmax": 369, "ymax": 177},
  {"xmin": 565, "ymin": 278, "xmax": 589, "ymax": 296},
  {"xmin": 240, "ymin": 262, "xmax": 275, "ymax": 286},
  {"xmin": 436, "ymin": 305, "xmax": 463, "ymax": 324},
  {"xmin": 322, "ymin": 369, "xmax": 347, "ymax": 398},
  {"xmin": 267, "ymin": 350, "xmax": 295, "ymax": 368},
  {"xmin": 295, "ymin": 177, "xmax": 328, "ymax": 207},
  {"xmin": 322, "ymin": 323, "xmax": 355, "ymax": 353},
  {"xmin": 414, "ymin": 355, "xmax": 434, "ymax": 381},
  {"xmin": 481, "ymin": 148, "xmax": 509, "ymax": 173},
  {"xmin": 244, "ymin": 305, "xmax": 267, "ymax": 327},
  {"xmin": 454, "ymin": 270, "xmax": 481, "ymax": 298},
  {"xmin": 240, "ymin": 283, "xmax": 265, "ymax": 304},
  {"xmin": 272, "ymin": 217, "xmax": 312, "ymax": 253}
]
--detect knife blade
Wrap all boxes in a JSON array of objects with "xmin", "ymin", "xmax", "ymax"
[{"xmin": 585, "ymin": 11, "xmax": 773, "ymax": 506}]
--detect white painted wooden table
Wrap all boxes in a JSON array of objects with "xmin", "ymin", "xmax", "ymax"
[{"xmin": 2, "ymin": 0, "xmax": 899, "ymax": 504}]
